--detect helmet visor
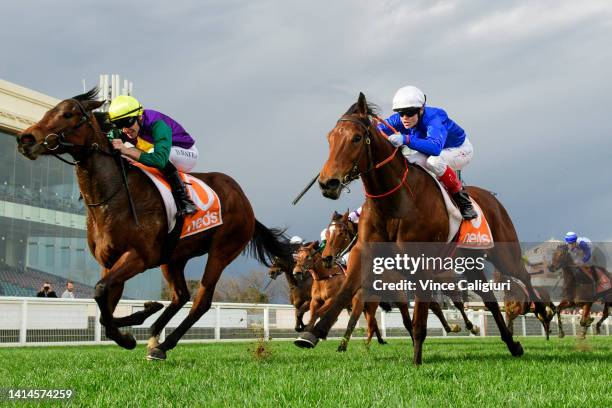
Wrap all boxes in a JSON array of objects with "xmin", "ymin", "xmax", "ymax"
[{"xmin": 113, "ymin": 116, "xmax": 137, "ymax": 129}]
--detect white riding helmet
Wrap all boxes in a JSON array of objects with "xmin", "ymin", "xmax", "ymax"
[
  {"xmin": 289, "ymin": 235, "xmax": 304, "ymax": 245},
  {"xmin": 392, "ymin": 85, "xmax": 426, "ymax": 111},
  {"xmin": 320, "ymin": 228, "xmax": 328, "ymax": 242},
  {"xmin": 348, "ymin": 206, "xmax": 362, "ymax": 224}
]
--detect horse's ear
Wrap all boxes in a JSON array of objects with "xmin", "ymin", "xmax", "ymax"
[
  {"xmin": 313, "ymin": 240, "xmax": 320, "ymax": 250},
  {"xmin": 356, "ymin": 92, "xmax": 368, "ymax": 115},
  {"xmin": 82, "ymin": 99, "xmax": 105, "ymax": 112}
]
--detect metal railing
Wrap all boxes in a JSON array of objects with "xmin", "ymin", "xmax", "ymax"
[{"xmin": 0, "ymin": 296, "xmax": 609, "ymax": 346}]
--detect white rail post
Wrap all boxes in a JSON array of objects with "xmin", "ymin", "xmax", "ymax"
[
  {"xmin": 215, "ymin": 305, "xmax": 221, "ymax": 340},
  {"xmin": 572, "ymin": 315, "xmax": 577, "ymax": 336},
  {"xmin": 479, "ymin": 310, "xmax": 486, "ymax": 337},
  {"xmin": 442, "ymin": 310, "xmax": 447, "ymax": 337},
  {"xmin": 263, "ymin": 307, "xmax": 270, "ymax": 341},
  {"xmin": 522, "ymin": 315, "xmax": 527, "ymax": 337},
  {"xmin": 19, "ymin": 299, "xmax": 28, "ymax": 345},
  {"xmin": 380, "ymin": 310, "xmax": 387, "ymax": 339},
  {"xmin": 94, "ymin": 306, "xmax": 101, "ymax": 343}
]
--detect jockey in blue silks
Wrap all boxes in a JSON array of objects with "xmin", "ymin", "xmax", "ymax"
[
  {"xmin": 377, "ymin": 85, "xmax": 477, "ymax": 220},
  {"xmin": 565, "ymin": 231, "xmax": 593, "ymax": 265}
]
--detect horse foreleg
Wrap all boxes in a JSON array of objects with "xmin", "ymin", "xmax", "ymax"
[
  {"xmin": 412, "ymin": 300, "xmax": 429, "ymax": 365},
  {"xmin": 337, "ymin": 289, "xmax": 364, "ymax": 352},
  {"xmin": 396, "ymin": 302, "xmax": 413, "ymax": 341},
  {"xmin": 556, "ymin": 300, "xmax": 572, "ymax": 338},
  {"xmin": 578, "ymin": 303, "xmax": 594, "ymax": 339},
  {"xmin": 595, "ymin": 303, "xmax": 610, "ymax": 334},
  {"xmin": 94, "ymin": 251, "xmax": 146, "ymax": 350},
  {"xmin": 364, "ymin": 301, "xmax": 386, "ymax": 346},
  {"xmin": 295, "ymin": 301, "xmax": 310, "ymax": 332},
  {"xmin": 147, "ymin": 262, "xmax": 190, "ymax": 351},
  {"xmin": 453, "ymin": 301, "xmax": 479, "ymax": 335},
  {"xmin": 429, "ymin": 302, "xmax": 456, "ymax": 333}
]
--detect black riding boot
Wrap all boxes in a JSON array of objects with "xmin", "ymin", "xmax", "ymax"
[
  {"xmin": 162, "ymin": 162, "xmax": 198, "ymax": 217},
  {"xmin": 452, "ymin": 188, "xmax": 478, "ymax": 220}
]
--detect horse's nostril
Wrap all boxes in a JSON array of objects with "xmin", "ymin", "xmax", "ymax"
[
  {"xmin": 320, "ymin": 179, "xmax": 340, "ymax": 191},
  {"xmin": 19, "ymin": 134, "xmax": 35, "ymax": 146}
]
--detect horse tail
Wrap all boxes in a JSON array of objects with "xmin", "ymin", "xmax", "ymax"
[
  {"xmin": 246, "ymin": 219, "xmax": 291, "ymax": 267},
  {"xmin": 379, "ymin": 302, "xmax": 393, "ymax": 312}
]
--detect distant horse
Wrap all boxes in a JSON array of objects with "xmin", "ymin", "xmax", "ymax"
[
  {"xmin": 323, "ymin": 210, "xmax": 480, "ymax": 336},
  {"xmin": 296, "ymin": 93, "xmax": 551, "ymax": 364},
  {"xmin": 293, "ymin": 242, "xmax": 386, "ymax": 351},
  {"xmin": 549, "ymin": 244, "xmax": 612, "ymax": 338},
  {"xmin": 16, "ymin": 89, "xmax": 291, "ymax": 360},
  {"xmin": 268, "ymin": 251, "xmax": 312, "ymax": 332},
  {"xmin": 494, "ymin": 271, "xmax": 555, "ymax": 340}
]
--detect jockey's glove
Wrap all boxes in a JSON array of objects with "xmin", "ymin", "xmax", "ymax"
[{"xmin": 388, "ymin": 133, "xmax": 407, "ymax": 147}]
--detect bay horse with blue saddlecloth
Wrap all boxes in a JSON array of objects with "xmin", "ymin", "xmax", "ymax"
[{"xmin": 295, "ymin": 93, "xmax": 552, "ymax": 364}]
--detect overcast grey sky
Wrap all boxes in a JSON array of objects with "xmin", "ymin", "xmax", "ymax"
[{"xmin": 3, "ymin": 0, "xmax": 612, "ymax": 278}]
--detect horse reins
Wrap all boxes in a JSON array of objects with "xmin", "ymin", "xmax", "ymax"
[
  {"xmin": 337, "ymin": 114, "xmax": 414, "ymax": 199},
  {"xmin": 40, "ymin": 99, "xmax": 140, "ymax": 225}
]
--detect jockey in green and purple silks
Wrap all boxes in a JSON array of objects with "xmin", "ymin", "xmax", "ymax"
[{"xmin": 108, "ymin": 95, "xmax": 198, "ymax": 217}]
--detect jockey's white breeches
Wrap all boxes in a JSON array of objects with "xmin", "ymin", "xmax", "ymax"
[
  {"xmin": 402, "ymin": 138, "xmax": 473, "ymax": 177},
  {"xmin": 170, "ymin": 145, "xmax": 199, "ymax": 173}
]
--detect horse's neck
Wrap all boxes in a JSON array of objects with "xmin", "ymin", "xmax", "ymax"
[
  {"xmin": 284, "ymin": 269, "xmax": 298, "ymax": 287},
  {"xmin": 361, "ymin": 136, "xmax": 433, "ymax": 217},
  {"xmin": 75, "ymin": 151, "xmax": 123, "ymax": 216}
]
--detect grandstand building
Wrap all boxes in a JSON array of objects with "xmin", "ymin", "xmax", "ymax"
[{"xmin": 0, "ymin": 79, "xmax": 162, "ymax": 299}]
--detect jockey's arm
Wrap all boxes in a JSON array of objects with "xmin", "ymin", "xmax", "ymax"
[
  {"xmin": 578, "ymin": 240, "xmax": 592, "ymax": 263},
  {"xmin": 407, "ymin": 118, "xmax": 447, "ymax": 156},
  {"xmin": 376, "ymin": 115, "xmax": 402, "ymax": 137},
  {"xmin": 138, "ymin": 121, "xmax": 172, "ymax": 169}
]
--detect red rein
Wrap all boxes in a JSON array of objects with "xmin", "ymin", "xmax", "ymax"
[{"xmin": 363, "ymin": 116, "xmax": 414, "ymax": 199}]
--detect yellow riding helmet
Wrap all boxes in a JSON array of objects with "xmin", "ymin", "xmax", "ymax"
[{"xmin": 108, "ymin": 95, "xmax": 144, "ymax": 121}]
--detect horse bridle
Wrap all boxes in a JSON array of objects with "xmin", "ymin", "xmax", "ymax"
[
  {"xmin": 336, "ymin": 115, "xmax": 377, "ymax": 186},
  {"xmin": 42, "ymin": 98, "xmax": 116, "ymax": 166},
  {"xmin": 326, "ymin": 220, "xmax": 357, "ymax": 265},
  {"xmin": 37, "ymin": 99, "xmax": 138, "ymax": 220}
]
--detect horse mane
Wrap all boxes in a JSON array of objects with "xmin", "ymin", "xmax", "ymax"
[
  {"xmin": 69, "ymin": 87, "xmax": 112, "ymax": 132},
  {"xmin": 344, "ymin": 101, "xmax": 380, "ymax": 117},
  {"xmin": 72, "ymin": 87, "xmax": 101, "ymax": 102}
]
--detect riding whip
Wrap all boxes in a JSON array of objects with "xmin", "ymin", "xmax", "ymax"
[{"xmin": 291, "ymin": 172, "xmax": 320, "ymax": 205}]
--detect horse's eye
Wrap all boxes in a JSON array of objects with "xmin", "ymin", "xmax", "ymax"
[
  {"xmin": 63, "ymin": 112, "xmax": 74, "ymax": 119},
  {"xmin": 352, "ymin": 134, "xmax": 362, "ymax": 143}
]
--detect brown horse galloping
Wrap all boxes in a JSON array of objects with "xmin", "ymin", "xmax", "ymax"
[
  {"xmin": 295, "ymin": 93, "xmax": 551, "ymax": 364},
  {"xmin": 268, "ymin": 251, "xmax": 312, "ymax": 332},
  {"xmin": 293, "ymin": 242, "xmax": 386, "ymax": 351},
  {"xmin": 549, "ymin": 244, "xmax": 612, "ymax": 338},
  {"xmin": 16, "ymin": 89, "xmax": 291, "ymax": 360},
  {"xmin": 323, "ymin": 210, "xmax": 480, "ymax": 336}
]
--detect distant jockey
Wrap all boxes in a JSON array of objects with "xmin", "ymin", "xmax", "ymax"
[
  {"xmin": 377, "ymin": 86, "xmax": 477, "ymax": 220},
  {"xmin": 565, "ymin": 231, "xmax": 593, "ymax": 265},
  {"xmin": 348, "ymin": 206, "xmax": 362, "ymax": 224},
  {"xmin": 108, "ymin": 95, "xmax": 198, "ymax": 216}
]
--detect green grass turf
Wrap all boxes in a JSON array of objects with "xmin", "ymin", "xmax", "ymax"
[{"xmin": 0, "ymin": 336, "xmax": 610, "ymax": 407}]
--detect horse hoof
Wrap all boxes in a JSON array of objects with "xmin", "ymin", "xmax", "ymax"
[
  {"xmin": 558, "ymin": 332, "xmax": 565, "ymax": 338},
  {"xmin": 511, "ymin": 342, "xmax": 524, "ymax": 357},
  {"xmin": 378, "ymin": 340, "xmax": 388, "ymax": 345},
  {"xmin": 295, "ymin": 327, "xmax": 305, "ymax": 333},
  {"xmin": 595, "ymin": 326, "xmax": 601, "ymax": 335},
  {"xmin": 471, "ymin": 326, "xmax": 480, "ymax": 336},
  {"xmin": 146, "ymin": 347, "xmax": 166, "ymax": 361},
  {"xmin": 120, "ymin": 333, "xmax": 137, "ymax": 350},
  {"xmin": 294, "ymin": 332, "xmax": 319, "ymax": 349},
  {"xmin": 449, "ymin": 324, "xmax": 461, "ymax": 333},
  {"xmin": 144, "ymin": 301, "xmax": 164, "ymax": 314},
  {"xmin": 336, "ymin": 346, "xmax": 347, "ymax": 352}
]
